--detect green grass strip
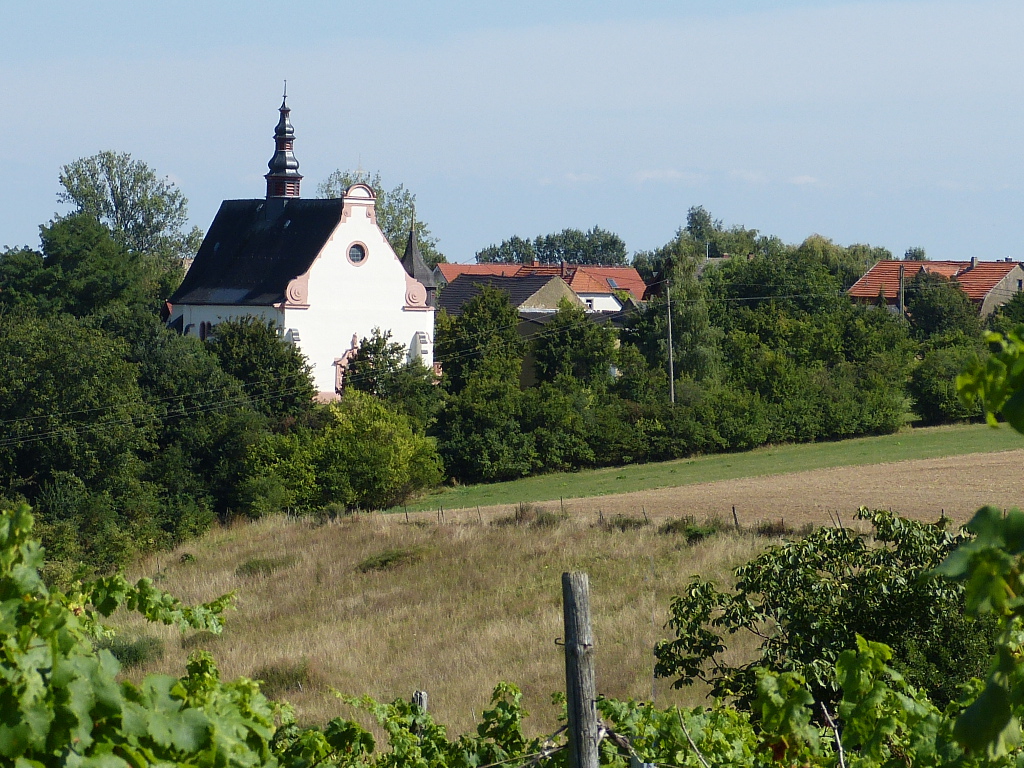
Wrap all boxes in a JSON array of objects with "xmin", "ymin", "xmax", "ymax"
[{"xmin": 399, "ymin": 423, "xmax": 1023, "ymax": 512}]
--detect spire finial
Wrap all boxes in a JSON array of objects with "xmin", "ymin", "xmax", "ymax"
[{"xmin": 266, "ymin": 87, "xmax": 302, "ymax": 198}]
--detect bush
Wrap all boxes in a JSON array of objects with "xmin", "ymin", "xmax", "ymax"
[
  {"xmin": 602, "ymin": 514, "xmax": 649, "ymax": 532},
  {"xmin": 658, "ymin": 515, "xmax": 725, "ymax": 544},
  {"xmin": 235, "ymin": 554, "xmax": 298, "ymax": 578},
  {"xmin": 251, "ymin": 658, "xmax": 319, "ymax": 699},
  {"xmin": 655, "ymin": 508, "xmax": 996, "ymax": 708},
  {"xmin": 357, "ymin": 547, "xmax": 425, "ymax": 573},
  {"xmin": 491, "ymin": 503, "xmax": 566, "ymax": 528},
  {"xmin": 100, "ymin": 635, "xmax": 165, "ymax": 669},
  {"xmin": 909, "ymin": 342, "xmax": 983, "ymax": 423}
]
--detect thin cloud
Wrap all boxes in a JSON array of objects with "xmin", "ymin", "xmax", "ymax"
[
  {"xmin": 789, "ymin": 175, "xmax": 819, "ymax": 186},
  {"xmin": 633, "ymin": 169, "xmax": 706, "ymax": 185}
]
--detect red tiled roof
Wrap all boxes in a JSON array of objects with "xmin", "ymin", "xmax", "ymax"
[
  {"xmin": 572, "ymin": 266, "xmax": 647, "ymax": 301},
  {"xmin": 436, "ymin": 263, "xmax": 521, "ymax": 281},
  {"xmin": 955, "ymin": 262, "xmax": 1020, "ymax": 300},
  {"xmin": 439, "ymin": 263, "xmax": 648, "ymax": 301},
  {"xmin": 848, "ymin": 260, "xmax": 1020, "ymax": 303}
]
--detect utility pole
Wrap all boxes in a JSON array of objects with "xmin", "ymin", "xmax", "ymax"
[
  {"xmin": 898, "ymin": 262, "xmax": 905, "ymax": 317},
  {"xmin": 666, "ymin": 275, "xmax": 675, "ymax": 404}
]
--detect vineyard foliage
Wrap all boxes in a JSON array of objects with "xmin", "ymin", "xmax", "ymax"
[
  {"xmin": 9, "ymin": 498, "xmax": 1024, "ymax": 765},
  {"xmin": 653, "ymin": 508, "xmax": 995, "ymax": 708}
]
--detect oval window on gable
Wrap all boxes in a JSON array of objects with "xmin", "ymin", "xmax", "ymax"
[{"xmin": 348, "ymin": 243, "xmax": 367, "ymax": 265}]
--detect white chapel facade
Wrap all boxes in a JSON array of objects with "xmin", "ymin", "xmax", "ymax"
[{"xmin": 167, "ymin": 95, "xmax": 436, "ymax": 397}]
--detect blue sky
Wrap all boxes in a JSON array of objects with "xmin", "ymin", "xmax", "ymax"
[{"xmin": 3, "ymin": 1, "xmax": 1021, "ymax": 263}]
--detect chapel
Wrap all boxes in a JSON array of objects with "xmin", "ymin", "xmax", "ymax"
[{"xmin": 167, "ymin": 93, "xmax": 436, "ymax": 397}]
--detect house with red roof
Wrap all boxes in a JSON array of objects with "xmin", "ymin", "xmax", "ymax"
[
  {"xmin": 434, "ymin": 262, "xmax": 647, "ymax": 312},
  {"xmin": 848, "ymin": 258, "xmax": 1024, "ymax": 316}
]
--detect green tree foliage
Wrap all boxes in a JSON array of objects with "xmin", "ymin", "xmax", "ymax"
[
  {"xmin": 433, "ymin": 289, "xmax": 535, "ymax": 481},
  {"xmin": 906, "ymin": 270, "xmax": 982, "ymax": 340},
  {"xmin": 206, "ymin": 316, "xmax": 316, "ymax": 422},
  {"xmin": 476, "ymin": 227, "xmax": 627, "ymax": 265},
  {"xmin": 796, "ymin": 234, "xmax": 892, "ymax": 288},
  {"xmin": 474, "ymin": 235, "xmax": 536, "ymax": 265},
  {"xmin": 433, "ymin": 288, "xmax": 524, "ymax": 393},
  {"xmin": 958, "ymin": 325, "xmax": 1024, "ymax": 433},
  {"xmin": 57, "ymin": 150, "xmax": 203, "ymax": 272},
  {"xmin": 345, "ymin": 327, "xmax": 440, "ymax": 432},
  {"xmin": 317, "ymin": 169, "xmax": 445, "ymax": 268},
  {"xmin": 909, "ymin": 339, "xmax": 983, "ymax": 423},
  {"xmin": 100, "ymin": 309, "xmax": 266, "ymax": 526},
  {"xmin": 987, "ymin": 291, "xmax": 1024, "ymax": 336},
  {"xmin": 532, "ymin": 300, "xmax": 617, "ymax": 385},
  {"xmin": 624, "ymin": 234, "xmax": 721, "ymax": 382},
  {"xmin": 905, "ymin": 246, "xmax": 928, "ymax": 261},
  {"xmin": 1, "ymin": 215, "xmax": 166, "ymax": 317},
  {"xmin": 242, "ymin": 393, "xmax": 443, "ymax": 513},
  {"xmin": 654, "ymin": 508, "xmax": 994, "ymax": 709},
  {"xmin": 0, "ymin": 312, "xmax": 161, "ymax": 569}
]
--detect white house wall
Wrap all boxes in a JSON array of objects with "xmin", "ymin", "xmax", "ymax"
[
  {"xmin": 171, "ymin": 304, "xmax": 283, "ymax": 337},
  {"xmin": 287, "ymin": 198, "xmax": 434, "ymax": 394},
  {"xmin": 577, "ymin": 293, "xmax": 623, "ymax": 312}
]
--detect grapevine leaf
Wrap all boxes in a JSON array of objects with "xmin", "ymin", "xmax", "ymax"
[{"xmin": 955, "ymin": 681, "xmax": 1018, "ymax": 755}]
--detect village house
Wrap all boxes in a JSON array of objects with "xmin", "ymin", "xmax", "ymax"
[
  {"xmin": 166, "ymin": 95, "xmax": 436, "ymax": 398},
  {"xmin": 848, "ymin": 258, "xmax": 1024, "ymax": 316},
  {"xmin": 434, "ymin": 262, "xmax": 647, "ymax": 311}
]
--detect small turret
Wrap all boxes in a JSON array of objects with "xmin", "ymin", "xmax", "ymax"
[
  {"xmin": 400, "ymin": 210, "xmax": 436, "ymax": 306},
  {"xmin": 265, "ymin": 83, "xmax": 302, "ymax": 198}
]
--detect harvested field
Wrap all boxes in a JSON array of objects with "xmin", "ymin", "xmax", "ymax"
[{"xmin": 422, "ymin": 449, "xmax": 1024, "ymax": 528}]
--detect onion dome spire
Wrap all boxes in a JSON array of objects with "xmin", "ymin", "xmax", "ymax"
[{"xmin": 265, "ymin": 82, "xmax": 302, "ymax": 198}]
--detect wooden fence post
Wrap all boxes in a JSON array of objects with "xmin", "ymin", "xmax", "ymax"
[
  {"xmin": 563, "ymin": 572, "xmax": 599, "ymax": 768},
  {"xmin": 413, "ymin": 690, "xmax": 428, "ymax": 712}
]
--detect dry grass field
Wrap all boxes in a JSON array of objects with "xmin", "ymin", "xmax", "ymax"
[{"xmin": 113, "ymin": 448, "xmax": 1024, "ymax": 736}]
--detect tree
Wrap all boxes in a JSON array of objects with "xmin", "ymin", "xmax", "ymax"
[
  {"xmin": 206, "ymin": 316, "xmax": 316, "ymax": 422},
  {"xmin": 905, "ymin": 246, "xmax": 928, "ymax": 261},
  {"xmin": 905, "ymin": 270, "xmax": 981, "ymax": 340},
  {"xmin": 535, "ymin": 226, "xmax": 627, "ymax": 265},
  {"xmin": 685, "ymin": 205, "xmax": 722, "ymax": 245},
  {"xmin": 909, "ymin": 340, "xmax": 983, "ymax": 424},
  {"xmin": 796, "ymin": 234, "xmax": 891, "ymax": 288},
  {"xmin": 1, "ymin": 215, "xmax": 167, "ymax": 317},
  {"xmin": 986, "ymin": 290, "xmax": 1024, "ymax": 336},
  {"xmin": 532, "ymin": 300, "xmax": 617, "ymax": 384},
  {"xmin": 654, "ymin": 508, "xmax": 995, "ymax": 709},
  {"xmin": 433, "ymin": 289, "xmax": 535, "ymax": 481},
  {"xmin": 475, "ymin": 235, "xmax": 536, "ymax": 264},
  {"xmin": 346, "ymin": 327, "xmax": 440, "ymax": 431},
  {"xmin": 433, "ymin": 288, "xmax": 525, "ymax": 394},
  {"xmin": 475, "ymin": 227, "xmax": 627, "ymax": 265},
  {"xmin": 58, "ymin": 151, "xmax": 203, "ymax": 264},
  {"xmin": 317, "ymin": 170, "xmax": 445, "ymax": 268},
  {"xmin": 624, "ymin": 232, "xmax": 721, "ymax": 382}
]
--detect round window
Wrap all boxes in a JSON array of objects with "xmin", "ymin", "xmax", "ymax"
[{"xmin": 348, "ymin": 243, "xmax": 367, "ymax": 264}]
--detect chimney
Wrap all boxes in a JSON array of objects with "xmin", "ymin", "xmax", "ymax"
[{"xmin": 970, "ymin": 257, "xmax": 978, "ymax": 269}]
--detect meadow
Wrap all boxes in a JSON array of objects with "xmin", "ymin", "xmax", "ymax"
[
  {"xmin": 116, "ymin": 510, "xmax": 771, "ymax": 735},
  {"xmin": 111, "ymin": 422, "xmax": 1023, "ymax": 736},
  {"xmin": 400, "ymin": 423, "xmax": 1022, "ymax": 512}
]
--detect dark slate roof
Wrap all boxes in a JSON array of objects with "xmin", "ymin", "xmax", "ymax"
[
  {"xmin": 170, "ymin": 198, "xmax": 343, "ymax": 305},
  {"xmin": 436, "ymin": 274, "xmax": 561, "ymax": 316},
  {"xmin": 519, "ymin": 308, "xmax": 631, "ymax": 329},
  {"xmin": 401, "ymin": 225, "xmax": 436, "ymax": 287}
]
